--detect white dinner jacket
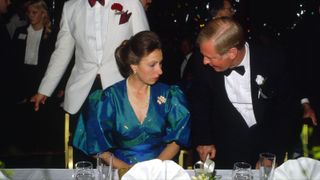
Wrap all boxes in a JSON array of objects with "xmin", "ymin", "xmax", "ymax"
[{"xmin": 38, "ymin": 0, "xmax": 149, "ymax": 114}]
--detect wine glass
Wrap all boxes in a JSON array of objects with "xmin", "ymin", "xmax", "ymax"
[
  {"xmin": 232, "ymin": 162, "xmax": 252, "ymax": 180},
  {"xmin": 74, "ymin": 161, "xmax": 94, "ymax": 180},
  {"xmin": 258, "ymin": 152, "xmax": 276, "ymax": 180}
]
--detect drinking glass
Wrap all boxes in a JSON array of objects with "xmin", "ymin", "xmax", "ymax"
[
  {"xmin": 193, "ymin": 161, "xmax": 205, "ymax": 177},
  {"xmin": 97, "ymin": 153, "xmax": 114, "ymax": 180},
  {"xmin": 232, "ymin": 162, "xmax": 252, "ymax": 180},
  {"xmin": 258, "ymin": 152, "xmax": 276, "ymax": 180},
  {"xmin": 74, "ymin": 161, "xmax": 94, "ymax": 180}
]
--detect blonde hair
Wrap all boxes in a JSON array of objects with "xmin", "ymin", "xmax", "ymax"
[
  {"xmin": 25, "ymin": 0, "xmax": 52, "ymax": 39},
  {"xmin": 197, "ymin": 17, "xmax": 245, "ymax": 55}
]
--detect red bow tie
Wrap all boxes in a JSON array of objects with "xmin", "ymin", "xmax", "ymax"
[{"xmin": 88, "ymin": 0, "xmax": 105, "ymax": 7}]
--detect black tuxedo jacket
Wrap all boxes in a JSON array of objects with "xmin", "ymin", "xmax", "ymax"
[
  {"xmin": 190, "ymin": 43, "xmax": 302, "ymax": 168},
  {"xmin": 12, "ymin": 25, "xmax": 56, "ymax": 99},
  {"xmin": 179, "ymin": 51, "xmax": 196, "ymax": 98}
]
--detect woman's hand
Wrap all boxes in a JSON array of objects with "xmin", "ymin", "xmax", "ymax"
[{"xmin": 99, "ymin": 152, "xmax": 132, "ymax": 169}]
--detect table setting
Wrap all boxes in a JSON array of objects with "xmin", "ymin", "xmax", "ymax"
[{"xmin": 1, "ymin": 156, "xmax": 319, "ymax": 180}]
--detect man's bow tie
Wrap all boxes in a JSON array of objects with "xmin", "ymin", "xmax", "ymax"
[
  {"xmin": 88, "ymin": 0, "xmax": 105, "ymax": 7},
  {"xmin": 224, "ymin": 66, "xmax": 245, "ymax": 76}
]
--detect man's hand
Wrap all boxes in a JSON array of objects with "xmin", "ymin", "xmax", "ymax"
[
  {"xmin": 196, "ymin": 145, "xmax": 216, "ymax": 162},
  {"xmin": 303, "ymin": 103, "xmax": 318, "ymax": 126},
  {"xmin": 30, "ymin": 93, "xmax": 47, "ymax": 111}
]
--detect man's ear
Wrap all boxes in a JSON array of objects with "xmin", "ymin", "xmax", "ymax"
[{"xmin": 227, "ymin": 47, "xmax": 238, "ymax": 59}]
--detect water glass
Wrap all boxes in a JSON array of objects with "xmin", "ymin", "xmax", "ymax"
[
  {"xmin": 232, "ymin": 162, "xmax": 252, "ymax": 180},
  {"xmin": 258, "ymin": 152, "xmax": 276, "ymax": 180},
  {"xmin": 97, "ymin": 153, "xmax": 114, "ymax": 180},
  {"xmin": 74, "ymin": 161, "xmax": 94, "ymax": 180}
]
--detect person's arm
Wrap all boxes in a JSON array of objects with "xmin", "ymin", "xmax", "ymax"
[
  {"xmin": 37, "ymin": 1, "xmax": 75, "ymax": 100},
  {"xmin": 99, "ymin": 152, "xmax": 132, "ymax": 169},
  {"xmin": 302, "ymin": 102, "xmax": 318, "ymax": 126},
  {"xmin": 157, "ymin": 141, "xmax": 180, "ymax": 161},
  {"xmin": 160, "ymin": 85, "xmax": 190, "ymax": 161}
]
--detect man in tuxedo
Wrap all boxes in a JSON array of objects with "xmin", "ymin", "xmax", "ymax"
[
  {"xmin": 190, "ymin": 17, "xmax": 302, "ymax": 168},
  {"xmin": 31, "ymin": 0, "xmax": 149, "ymax": 115}
]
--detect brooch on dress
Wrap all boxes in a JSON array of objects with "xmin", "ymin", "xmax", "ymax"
[{"xmin": 157, "ymin": 96, "xmax": 166, "ymax": 105}]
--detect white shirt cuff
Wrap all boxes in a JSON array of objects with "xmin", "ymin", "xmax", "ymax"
[{"xmin": 301, "ymin": 98, "xmax": 310, "ymax": 104}]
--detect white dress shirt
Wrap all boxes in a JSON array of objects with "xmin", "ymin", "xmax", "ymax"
[
  {"xmin": 86, "ymin": 1, "xmax": 108, "ymax": 66},
  {"xmin": 25, "ymin": 25, "xmax": 43, "ymax": 65},
  {"xmin": 225, "ymin": 43, "xmax": 257, "ymax": 127}
]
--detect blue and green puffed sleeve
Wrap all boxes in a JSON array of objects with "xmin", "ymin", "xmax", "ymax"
[
  {"xmin": 72, "ymin": 89, "xmax": 116, "ymax": 155},
  {"xmin": 163, "ymin": 85, "xmax": 191, "ymax": 148}
]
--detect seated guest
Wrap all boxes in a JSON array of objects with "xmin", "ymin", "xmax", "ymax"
[{"xmin": 73, "ymin": 31, "xmax": 191, "ymax": 169}]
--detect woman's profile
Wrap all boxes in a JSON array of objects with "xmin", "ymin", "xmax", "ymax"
[{"xmin": 73, "ymin": 31, "xmax": 190, "ymax": 169}]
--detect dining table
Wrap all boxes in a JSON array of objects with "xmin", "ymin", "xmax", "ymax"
[{"xmin": 2, "ymin": 168, "xmax": 260, "ymax": 180}]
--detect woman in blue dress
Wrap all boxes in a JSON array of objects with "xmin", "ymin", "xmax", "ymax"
[{"xmin": 73, "ymin": 31, "xmax": 190, "ymax": 169}]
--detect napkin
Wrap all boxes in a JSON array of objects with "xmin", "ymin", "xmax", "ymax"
[
  {"xmin": 204, "ymin": 155, "xmax": 215, "ymax": 173},
  {"xmin": 273, "ymin": 157, "xmax": 320, "ymax": 180},
  {"xmin": 121, "ymin": 159, "xmax": 191, "ymax": 180},
  {"xmin": 0, "ymin": 171, "xmax": 9, "ymax": 180}
]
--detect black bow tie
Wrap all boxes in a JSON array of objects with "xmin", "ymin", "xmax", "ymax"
[
  {"xmin": 88, "ymin": 0, "xmax": 105, "ymax": 7},
  {"xmin": 224, "ymin": 66, "xmax": 245, "ymax": 76}
]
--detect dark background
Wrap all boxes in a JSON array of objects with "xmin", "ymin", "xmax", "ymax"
[
  {"xmin": 8, "ymin": 0, "xmax": 318, "ymax": 43},
  {"xmin": 2, "ymin": 0, "xmax": 319, "ymax": 168}
]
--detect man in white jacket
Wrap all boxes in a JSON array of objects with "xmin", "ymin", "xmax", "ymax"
[{"xmin": 31, "ymin": 0, "xmax": 149, "ymax": 115}]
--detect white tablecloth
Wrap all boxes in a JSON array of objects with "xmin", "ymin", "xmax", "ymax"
[{"xmin": 3, "ymin": 168, "xmax": 259, "ymax": 180}]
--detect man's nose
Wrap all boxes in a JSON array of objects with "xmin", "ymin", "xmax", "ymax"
[{"xmin": 203, "ymin": 58, "xmax": 210, "ymax": 65}]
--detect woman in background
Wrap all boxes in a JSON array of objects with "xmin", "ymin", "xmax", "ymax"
[
  {"xmin": 73, "ymin": 31, "xmax": 190, "ymax": 169},
  {"xmin": 12, "ymin": 0, "xmax": 61, "ymax": 154},
  {"xmin": 13, "ymin": 0, "xmax": 54, "ymax": 102}
]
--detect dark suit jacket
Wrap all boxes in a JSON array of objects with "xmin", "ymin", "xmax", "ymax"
[
  {"xmin": 12, "ymin": 25, "xmax": 56, "ymax": 99},
  {"xmin": 0, "ymin": 17, "xmax": 20, "ymax": 150},
  {"xmin": 190, "ymin": 43, "xmax": 302, "ymax": 168},
  {"xmin": 179, "ymin": 51, "xmax": 197, "ymax": 100}
]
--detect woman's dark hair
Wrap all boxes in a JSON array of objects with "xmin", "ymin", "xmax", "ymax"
[{"xmin": 115, "ymin": 31, "xmax": 162, "ymax": 78}]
